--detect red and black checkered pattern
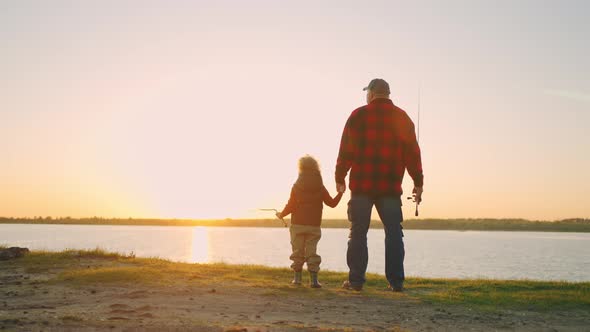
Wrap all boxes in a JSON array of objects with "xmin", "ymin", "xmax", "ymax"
[{"xmin": 335, "ymin": 98, "xmax": 423, "ymax": 196}]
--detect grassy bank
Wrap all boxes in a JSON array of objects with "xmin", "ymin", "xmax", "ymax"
[
  {"xmin": 3, "ymin": 248, "xmax": 589, "ymax": 312},
  {"xmin": 2, "ymin": 216, "xmax": 590, "ymax": 232}
]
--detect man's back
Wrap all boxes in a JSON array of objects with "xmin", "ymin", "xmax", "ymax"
[{"xmin": 335, "ymin": 98, "xmax": 423, "ymax": 196}]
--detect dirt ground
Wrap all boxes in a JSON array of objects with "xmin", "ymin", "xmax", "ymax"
[{"xmin": 1, "ymin": 260, "xmax": 589, "ymax": 332}]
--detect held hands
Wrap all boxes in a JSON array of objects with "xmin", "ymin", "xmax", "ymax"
[{"xmin": 336, "ymin": 181, "xmax": 346, "ymax": 194}]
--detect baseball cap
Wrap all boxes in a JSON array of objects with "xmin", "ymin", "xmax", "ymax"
[{"xmin": 362, "ymin": 78, "xmax": 390, "ymax": 94}]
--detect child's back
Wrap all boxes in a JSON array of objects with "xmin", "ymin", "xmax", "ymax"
[{"xmin": 290, "ymin": 170, "xmax": 324, "ymax": 226}]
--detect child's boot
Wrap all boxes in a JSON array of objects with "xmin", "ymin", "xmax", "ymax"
[
  {"xmin": 292, "ymin": 271, "xmax": 302, "ymax": 285},
  {"xmin": 310, "ymin": 272, "xmax": 322, "ymax": 288}
]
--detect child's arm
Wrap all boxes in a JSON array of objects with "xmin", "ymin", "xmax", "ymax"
[
  {"xmin": 322, "ymin": 187, "xmax": 344, "ymax": 208},
  {"xmin": 277, "ymin": 186, "xmax": 297, "ymax": 219}
]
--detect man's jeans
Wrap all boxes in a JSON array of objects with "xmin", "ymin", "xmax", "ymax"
[{"xmin": 347, "ymin": 194, "xmax": 405, "ymax": 287}]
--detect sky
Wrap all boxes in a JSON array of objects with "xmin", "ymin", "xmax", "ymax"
[{"xmin": 1, "ymin": 0, "xmax": 589, "ymax": 221}]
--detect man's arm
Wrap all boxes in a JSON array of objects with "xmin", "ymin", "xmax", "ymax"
[
  {"xmin": 335, "ymin": 115, "xmax": 356, "ymax": 188},
  {"xmin": 404, "ymin": 121, "xmax": 424, "ymax": 201}
]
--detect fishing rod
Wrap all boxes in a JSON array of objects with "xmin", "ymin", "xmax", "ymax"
[
  {"xmin": 258, "ymin": 208, "xmax": 288, "ymax": 227},
  {"xmin": 406, "ymin": 86, "xmax": 421, "ymax": 217}
]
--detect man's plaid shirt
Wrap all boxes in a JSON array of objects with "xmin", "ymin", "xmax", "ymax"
[{"xmin": 335, "ymin": 98, "xmax": 424, "ymax": 196}]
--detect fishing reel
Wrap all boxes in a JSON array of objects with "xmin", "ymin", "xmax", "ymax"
[{"xmin": 406, "ymin": 194, "xmax": 421, "ymax": 217}]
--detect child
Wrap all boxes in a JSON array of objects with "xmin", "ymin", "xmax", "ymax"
[{"xmin": 276, "ymin": 155, "xmax": 343, "ymax": 288}]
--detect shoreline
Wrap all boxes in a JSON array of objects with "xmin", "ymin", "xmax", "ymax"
[{"xmin": 2, "ymin": 217, "xmax": 590, "ymax": 232}]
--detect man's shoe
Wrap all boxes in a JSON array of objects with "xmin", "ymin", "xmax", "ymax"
[
  {"xmin": 387, "ymin": 282, "xmax": 404, "ymax": 292},
  {"xmin": 342, "ymin": 280, "xmax": 362, "ymax": 291},
  {"xmin": 292, "ymin": 271, "xmax": 302, "ymax": 285}
]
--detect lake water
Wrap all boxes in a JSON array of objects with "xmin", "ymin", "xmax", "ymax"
[{"xmin": 1, "ymin": 224, "xmax": 589, "ymax": 282}]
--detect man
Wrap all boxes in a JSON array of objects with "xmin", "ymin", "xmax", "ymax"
[{"xmin": 335, "ymin": 78, "xmax": 423, "ymax": 292}]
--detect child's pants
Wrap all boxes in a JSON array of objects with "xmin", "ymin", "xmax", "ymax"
[{"xmin": 289, "ymin": 224, "xmax": 322, "ymax": 272}]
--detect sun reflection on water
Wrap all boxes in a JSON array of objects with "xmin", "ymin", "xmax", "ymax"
[{"xmin": 191, "ymin": 227, "xmax": 208, "ymax": 263}]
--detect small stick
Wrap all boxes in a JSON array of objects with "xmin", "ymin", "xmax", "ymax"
[{"xmin": 258, "ymin": 209, "xmax": 287, "ymax": 227}]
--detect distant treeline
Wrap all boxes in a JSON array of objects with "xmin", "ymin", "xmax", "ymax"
[{"xmin": 1, "ymin": 216, "xmax": 589, "ymax": 232}]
